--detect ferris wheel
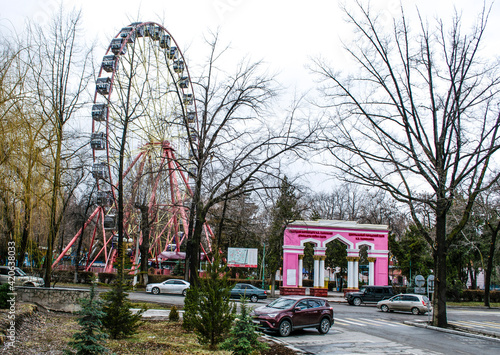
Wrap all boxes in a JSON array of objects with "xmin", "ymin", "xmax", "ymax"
[{"xmin": 53, "ymin": 22, "xmax": 212, "ymax": 272}]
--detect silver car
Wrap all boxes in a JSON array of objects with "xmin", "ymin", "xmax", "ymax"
[
  {"xmin": 0, "ymin": 266, "xmax": 44, "ymax": 287},
  {"xmin": 146, "ymin": 279, "xmax": 190, "ymax": 296},
  {"xmin": 377, "ymin": 293, "xmax": 432, "ymax": 315}
]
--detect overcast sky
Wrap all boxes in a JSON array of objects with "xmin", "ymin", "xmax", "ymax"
[
  {"xmin": 1, "ymin": 0, "xmax": 498, "ymax": 192},
  {"xmin": 1, "ymin": 0, "xmax": 498, "ymax": 93}
]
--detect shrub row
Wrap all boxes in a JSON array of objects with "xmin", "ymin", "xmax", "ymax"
[{"xmin": 457, "ymin": 289, "xmax": 500, "ymax": 303}]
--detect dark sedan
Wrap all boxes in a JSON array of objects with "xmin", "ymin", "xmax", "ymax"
[{"xmin": 230, "ymin": 283, "xmax": 267, "ymax": 303}]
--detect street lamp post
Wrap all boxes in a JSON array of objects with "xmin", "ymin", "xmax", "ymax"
[{"xmin": 261, "ymin": 243, "xmax": 266, "ymax": 289}]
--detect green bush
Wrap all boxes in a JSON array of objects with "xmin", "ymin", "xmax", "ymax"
[
  {"xmin": 169, "ymin": 305, "xmax": 180, "ymax": 322},
  {"xmin": 0, "ymin": 283, "xmax": 10, "ymax": 309}
]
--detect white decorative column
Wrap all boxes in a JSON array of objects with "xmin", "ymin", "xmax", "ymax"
[
  {"xmin": 313, "ymin": 255, "xmax": 320, "ymax": 287},
  {"xmin": 347, "ymin": 257, "xmax": 353, "ymax": 288},
  {"xmin": 319, "ymin": 256, "xmax": 326, "ymax": 288},
  {"xmin": 298, "ymin": 254, "xmax": 304, "ymax": 287},
  {"xmin": 353, "ymin": 257, "xmax": 359, "ymax": 289},
  {"xmin": 346, "ymin": 248, "xmax": 360, "ymax": 289},
  {"xmin": 368, "ymin": 257, "xmax": 376, "ymax": 285}
]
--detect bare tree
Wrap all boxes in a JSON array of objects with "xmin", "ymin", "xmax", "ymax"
[
  {"xmin": 25, "ymin": 8, "xmax": 94, "ymax": 286},
  {"xmin": 184, "ymin": 33, "xmax": 318, "ymax": 285},
  {"xmin": 0, "ymin": 31, "xmax": 56, "ymax": 268},
  {"xmin": 314, "ymin": 2, "xmax": 500, "ymax": 327}
]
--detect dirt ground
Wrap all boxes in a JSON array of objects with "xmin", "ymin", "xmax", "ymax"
[{"xmin": 1, "ymin": 307, "xmax": 298, "ymax": 355}]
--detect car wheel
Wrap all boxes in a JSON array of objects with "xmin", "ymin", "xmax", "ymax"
[
  {"xmin": 279, "ymin": 319, "xmax": 292, "ymax": 337},
  {"xmin": 353, "ymin": 297, "xmax": 362, "ymax": 306},
  {"xmin": 152, "ymin": 287, "xmax": 160, "ymax": 295},
  {"xmin": 318, "ymin": 317, "xmax": 331, "ymax": 334},
  {"xmin": 182, "ymin": 289, "xmax": 187, "ymax": 297},
  {"xmin": 250, "ymin": 294, "xmax": 258, "ymax": 303},
  {"xmin": 24, "ymin": 283, "xmax": 35, "ymax": 287},
  {"xmin": 411, "ymin": 307, "xmax": 420, "ymax": 315},
  {"xmin": 381, "ymin": 304, "xmax": 389, "ymax": 312}
]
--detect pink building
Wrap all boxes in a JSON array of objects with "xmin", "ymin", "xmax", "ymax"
[{"xmin": 281, "ymin": 220, "xmax": 389, "ymax": 296}]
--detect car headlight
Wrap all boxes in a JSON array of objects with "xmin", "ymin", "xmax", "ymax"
[{"xmin": 265, "ymin": 313, "xmax": 279, "ymax": 318}]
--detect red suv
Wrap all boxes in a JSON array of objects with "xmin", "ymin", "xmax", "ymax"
[{"xmin": 251, "ymin": 296, "xmax": 334, "ymax": 337}]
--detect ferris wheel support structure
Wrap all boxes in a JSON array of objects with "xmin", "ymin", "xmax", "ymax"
[{"xmin": 53, "ymin": 22, "xmax": 213, "ymax": 272}]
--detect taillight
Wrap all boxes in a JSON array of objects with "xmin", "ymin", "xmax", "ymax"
[
  {"xmin": 264, "ymin": 291, "xmax": 267, "ymax": 294},
  {"xmin": 422, "ymin": 300, "xmax": 426, "ymax": 306}
]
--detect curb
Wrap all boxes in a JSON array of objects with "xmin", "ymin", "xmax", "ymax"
[
  {"xmin": 261, "ymin": 334, "xmax": 312, "ymax": 355},
  {"xmin": 404, "ymin": 320, "xmax": 500, "ymax": 343}
]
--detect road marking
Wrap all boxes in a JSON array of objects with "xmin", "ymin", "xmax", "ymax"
[
  {"xmin": 346, "ymin": 317, "xmax": 381, "ymax": 326},
  {"xmin": 359, "ymin": 318, "xmax": 399, "ymax": 327},
  {"xmin": 336, "ymin": 317, "xmax": 366, "ymax": 326}
]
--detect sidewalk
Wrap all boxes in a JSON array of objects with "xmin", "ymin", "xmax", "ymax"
[{"xmin": 327, "ymin": 290, "xmax": 347, "ymax": 303}]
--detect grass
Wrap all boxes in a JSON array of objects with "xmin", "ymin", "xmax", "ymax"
[
  {"xmin": 2, "ymin": 310, "xmax": 291, "ymax": 354},
  {"xmin": 106, "ymin": 321, "xmax": 232, "ymax": 354}
]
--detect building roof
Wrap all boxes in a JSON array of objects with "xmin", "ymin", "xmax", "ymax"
[{"xmin": 287, "ymin": 219, "xmax": 389, "ymax": 231}]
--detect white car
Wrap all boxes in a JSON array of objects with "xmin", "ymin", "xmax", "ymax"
[
  {"xmin": 146, "ymin": 279, "xmax": 190, "ymax": 296},
  {"xmin": 0, "ymin": 266, "xmax": 44, "ymax": 287},
  {"xmin": 377, "ymin": 293, "xmax": 432, "ymax": 315}
]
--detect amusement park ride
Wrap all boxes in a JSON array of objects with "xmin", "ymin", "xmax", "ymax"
[{"xmin": 52, "ymin": 22, "xmax": 213, "ymax": 273}]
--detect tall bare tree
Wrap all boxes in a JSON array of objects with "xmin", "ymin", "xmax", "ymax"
[
  {"xmin": 315, "ymin": 2, "xmax": 500, "ymax": 327},
  {"xmin": 25, "ymin": 8, "xmax": 94, "ymax": 286},
  {"xmin": 184, "ymin": 33, "xmax": 318, "ymax": 285}
]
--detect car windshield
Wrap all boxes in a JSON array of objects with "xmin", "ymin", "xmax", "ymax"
[
  {"xmin": 267, "ymin": 298, "xmax": 297, "ymax": 309},
  {"xmin": 16, "ymin": 268, "xmax": 27, "ymax": 276}
]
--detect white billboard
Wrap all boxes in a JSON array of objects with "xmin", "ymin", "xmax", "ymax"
[{"xmin": 227, "ymin": 247, "xmax": 258, "ymax": 268}]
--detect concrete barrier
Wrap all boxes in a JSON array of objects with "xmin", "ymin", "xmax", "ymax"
[{"xmin": 16, "ymin": 286, "xmax": 92, "ymax": 312}]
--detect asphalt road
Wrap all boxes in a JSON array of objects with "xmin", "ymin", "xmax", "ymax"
[
  {"xmin": 129, "ymin": 291, "xmax": 500, "ymax": 354},
  {"xmin": 275, "ymin": 304, "xmax": 500, "ymax": 354}
]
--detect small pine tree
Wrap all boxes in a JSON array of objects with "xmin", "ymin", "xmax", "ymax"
[
  {"xmin": 101, "ymin": 279, "xmax": 143, "ymax": 339},
  {"xmin": 182, "ymin": 286, "xmax": 200, "ymax": 331},
  {"xmin": 66, "ymin": 281, "xmax": 109, "ymax": 355},
  {"xmin": 169, "ymin": 305, "xmax": 180, "ymax": 322},
  {"xmin": 184, "ymin": 253, "xmax": 236, "ymax": 349},
  {"xmin": 220, "ymin": 297, "xmax": 269, "ymax": 355}
]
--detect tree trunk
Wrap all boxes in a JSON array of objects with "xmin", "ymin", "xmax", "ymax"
[
  {"xmin": 270, "ymin": 272, "xmax": 277, "ymax": 297},
  {"xmin": 432, "ymin": 200, "xmax": 448, "ymax": 327},
  {"xmin": 467, "ymin": 263, "xmax": 476, "ymax": 290},
  {"xmin": 484, "ymin": 224, "xmax": 499, "ymax": 307},
  {"xmin": 18, "ymin": 172, "xmax": 32, "ymax": 267},
  {"xmin": 187, "ymin": 211, "xmax": 204, "ymax": 285},
  {"xmin": 18, "ymin": 207, "xmax": 30, "ymax": 267},
  {"xmin": 137, "ymin": 204, "xmax": 150, "ymax": 286},
  {"xmin": 185, "ymin": 176, "xmax": 203, "ymax": 286},
  {"xmin": 44, "ymin": 132, "xmax": 62, "ymax": 287},
  {"xmin": 74, "ymin": 223, "xmax": 85, "ymax": 284}
]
